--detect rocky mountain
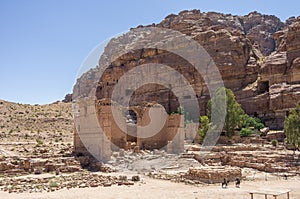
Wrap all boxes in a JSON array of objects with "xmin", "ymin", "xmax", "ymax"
[
  {"xmin": 74, "ymin": 10, "xmax": 300, "ymax": 130},
  {"xmin": 159, "ymin": 10, "xmax": 285, "ymax": 56}
]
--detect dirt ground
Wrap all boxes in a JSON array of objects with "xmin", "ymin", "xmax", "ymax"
[{"xmin": 0, "ymin": 174, "xmax": 299, "ymax": 199}]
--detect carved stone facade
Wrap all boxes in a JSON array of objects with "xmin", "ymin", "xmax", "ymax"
[{"xmin": 74, "ymin": 98, "xmax": 184, "ymax": 162}]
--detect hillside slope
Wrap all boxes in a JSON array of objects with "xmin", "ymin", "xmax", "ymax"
[{"xmin": 0, "ymin": 99, "xmax": 73, "ymax": 157}]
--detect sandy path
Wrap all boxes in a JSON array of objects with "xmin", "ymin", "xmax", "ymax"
[{"xmin": 0, "ymin": 176, "xmax": 299, "ymax": 199}]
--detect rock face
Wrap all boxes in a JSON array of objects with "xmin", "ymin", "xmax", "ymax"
[
  {"xmin": 240, "ymin": 16, "xmax": 300, "ymax": 129},
  {"xmin": 74, "ymin": 10, "xmax": 300, "ymax": 134},
  {"xmin": 62, "ymin": 93, "xmax": 72, "ymax": 103},
  {"xmin": 159, "ymin": 10, "xmax": 284, "ymax": 56}
]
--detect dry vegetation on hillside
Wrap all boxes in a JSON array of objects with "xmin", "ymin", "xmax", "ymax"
[{"xmin": 0, "ymin": 99, "xmax": 74, "ymax": 157}]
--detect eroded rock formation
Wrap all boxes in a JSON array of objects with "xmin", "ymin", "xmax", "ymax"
[
  {"xmin": 74, "ymin": 10, "xmax": 300, "ymax": 132},
  {"xmin": 240, "ymin": 16, "xmax": 300, "ymax": 129}
]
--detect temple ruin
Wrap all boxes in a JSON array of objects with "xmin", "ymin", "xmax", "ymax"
[{"xmin": 73, "ymin": 97, "xmax": 185, "ymax": 162}]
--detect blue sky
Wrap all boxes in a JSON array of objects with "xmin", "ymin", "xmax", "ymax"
[{"xmin": 0, "ymin": 0, "xmax": 299, "ymax": 104}]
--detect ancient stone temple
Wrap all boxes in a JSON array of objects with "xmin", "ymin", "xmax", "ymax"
[{"xmin": 73, "ymin": 98, "xmax": 185, "ymax": 161}]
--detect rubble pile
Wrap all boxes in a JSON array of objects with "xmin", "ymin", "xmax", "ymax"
[
  {"xmin": 0, "ymin": 156, "xmax": 83, "ymax": 176},
  {"xmin": 0, "ymin": 172, "xmax": 136, "ymax": 193},
  {"xmin": 192, "ymin": 144, "xmax": 300, "ymax": 175}
]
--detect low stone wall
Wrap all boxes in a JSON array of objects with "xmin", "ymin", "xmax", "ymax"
[
  {"xmin": 184, "ymin": 166, "xmax": 242, "ymax": 184},
  {"xmin": 0, "ymin": 156, "xmax": 83, "ymax": 176},
  {"xmin": 266, "ymin": 131, "xmax": 286, "ymax": 142}
]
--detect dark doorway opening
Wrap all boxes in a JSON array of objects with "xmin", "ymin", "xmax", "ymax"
[
  {"xmin": 125, "ymin": 110, "xmax": 137, "ymax": 143},
  {"xmin": 258, "ymin": 81, "xmax": 269, "ymax": 94}
]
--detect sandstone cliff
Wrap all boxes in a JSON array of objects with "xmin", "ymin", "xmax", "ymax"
[
  {"xmin": 241, "ymin": 16, "xmax": 300, "ymax": 129},
  {"xmin": 74, "ymin": 10, "xmax": 300, "ymax": 129}
]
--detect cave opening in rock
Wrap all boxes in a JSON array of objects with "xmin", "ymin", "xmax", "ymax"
[{"xmin": 258, "ymin": 81, "xmax": 269, "ymax": 94}]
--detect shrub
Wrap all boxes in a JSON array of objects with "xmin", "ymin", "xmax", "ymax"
[
  {"xmin": 198, "ymin": 116, "xmax": 210, "ymax": 141},
  {"xmin": 119, "ymin": 175, "xmax": 127, "ymax": 181},
  {"xmin": 240, "ymin": 128, "xmax": 253, "ymax": 137},
  {"xmin": 177, "ymin": 106, "xmax": 184, "ymax": 115},
  {"xmin": 36, "ymin": 138, "xmax": 43, "ymax": 145},
  {"xmin": 131, "ymin": 175, "xmax": 140, "ymax": 182},
  {"xmin": 49, "ymin": 180, "xmax": 58, "ymax": 188},
  {"xmin": 271, "ymin": 139, "xmax": 278, "ymax": 147},
  {"xmin": 245, "ymin": 117, "xmax": 264, "ymax": 130}
]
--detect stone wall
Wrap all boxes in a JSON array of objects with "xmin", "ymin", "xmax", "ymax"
[
  {"xmin": 73, "ymin": 98, "xmax": 111, "ymax": 162},
  {"xmin": 184, "ymin": 166, "xmax": 242, "ymax": 184},
  {"xmin": 74, "ymin": 99, "xmax": 185, "ymax": 161}
]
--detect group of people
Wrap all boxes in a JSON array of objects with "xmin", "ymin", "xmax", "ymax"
[{"xmin": 221, "ymin": 178, "xmax": 240, "ymax": 188}]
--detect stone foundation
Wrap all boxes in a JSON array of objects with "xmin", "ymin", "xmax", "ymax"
[{"xmin": 184, "ymin": 166, "xmax": 242, "ymax": 184}]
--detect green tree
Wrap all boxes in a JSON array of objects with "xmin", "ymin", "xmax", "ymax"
[
  {"xmin": 198, "ymin": 116, "xmax": 210, "ymax": 141},
  {"xmin": 208, "ymin": 87, "xmax": 246, "ymax": 137},
  {"xmin": 284, "ymin": 105, "xmax": 300, "ymax": 149}
]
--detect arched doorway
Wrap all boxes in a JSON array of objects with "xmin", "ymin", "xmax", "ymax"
[{"xmin": 125, "ymin": 109, "xmax": 138, "ymax": 143}]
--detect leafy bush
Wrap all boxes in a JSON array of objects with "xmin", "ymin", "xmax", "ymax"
[
  {"xmin": 177, "ymin": 106, "xmax": 184, "ymax": 115},
  {"xmin": 245, "ymin": 117, "xmax": 264, "ymax": 130},
  {"xmin": 119, "ymin": 175, "xmax": 127, "ymax": 181},
  {"xmin": 240, "ymin": 128, "xmax": 253, "ymax": 137},
  {"xmin": 198, "ymin": 116, "xmax": 210, "ymax": 140},
  {"xmin": 271, "ymin": 139, "xmax": 278, "ymax": 147},
  {"xmin": 255, "ymin": 122, "xmax": 264, "ymax": 130},
  {"xmin": 36, "ymin": 138, "xmax": 43, "ymax": 145},
  {"xmin": 131, "ymin": 175, "xmax": 140, "ymax": 182},
  {"xmin": 49, "ymin": 180, "xmax": 58, "ymax": 187}
]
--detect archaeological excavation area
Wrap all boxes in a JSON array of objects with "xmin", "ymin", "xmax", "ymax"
[{"xmin": 1, "ymin": 9, "xmax": 300, "ymax": 199}]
